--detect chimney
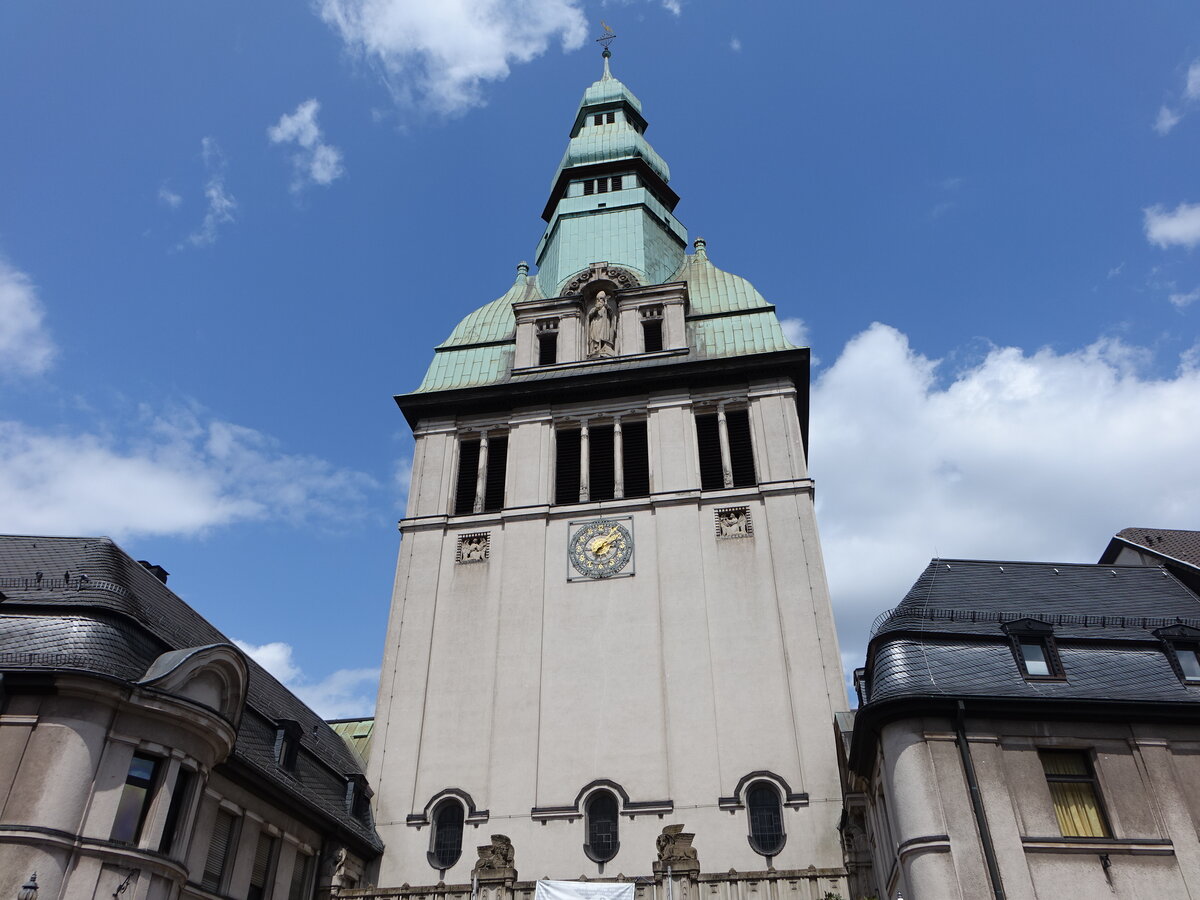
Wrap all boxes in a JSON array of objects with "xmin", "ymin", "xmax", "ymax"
[{"xmin": 137, "ymin": 560, "xmax": 169, "ymax": 584}]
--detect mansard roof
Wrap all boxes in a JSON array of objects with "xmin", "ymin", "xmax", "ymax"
[
  {"xmin": 847, "ymin": 557, "xmax": 1200, "ymax": 775},
  {"xmin": 413, "ymin": 245, "xmax": 795, "ymax": 395},
  {"xmin": 0, "ymin": 534, "xmax": 383, "ymax": 855}
]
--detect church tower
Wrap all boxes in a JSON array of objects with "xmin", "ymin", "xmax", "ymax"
[{"xmin": 368, "ymin": 50, "xmax": 849, "ymax": 898}]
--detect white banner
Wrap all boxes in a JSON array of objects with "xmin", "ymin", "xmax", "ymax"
[{"xmin": 535, "ymin": 881, "xmax": 634, "ymax": 900}]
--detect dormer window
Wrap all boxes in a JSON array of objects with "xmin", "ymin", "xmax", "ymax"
[
  {"xmin": 537, "ymin": 318, "xmax": 559, "ymax": 366},
  {"xmin": 274, "ymin": 719, "xmax": 303, "ymax": 771},
  {"xmin": 1002, "ymin": 619, "xmax": 1065, "ymax": 680},
  {"xmin": 640, "ymin": 305, "xmax": 663, "ymax": 352},
  {"xmin": 1154, "ymin": 625, "xmax": 1200, "ymax": 683},
  {"xmin": 592, "ymin": 111, "xmax": 615, "ymax": 126},
  {"xmin": 344, "ymin": 773, "xmax": 373, "ymax": 822}
]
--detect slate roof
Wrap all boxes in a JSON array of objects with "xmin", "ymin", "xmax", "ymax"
[
  {"xmin": 862, "ymin": 558, "xmax": 1200, "ymax": 707},
  {"xmin": 0, "ymin": 535, "xmax": 383, "ymax": 855}
]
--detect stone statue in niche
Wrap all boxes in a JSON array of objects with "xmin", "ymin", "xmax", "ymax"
[
  {"xmin": 473, "ymin": 834, "xmax": 515, "ymax": 873},
  {"xmin": 718, "ymin": 508, "xmax": 749, "ymax": 538},
  {"xmin": 460, "ymin": 534, "xmax": 488, "ymax": 563},
  {"xmin": 586, "ymin": 291, "xmax": 617, "ymax": 358},
  {"xmin": 654, "ymin": 824, "xmax": 699, "ymax": 873}
]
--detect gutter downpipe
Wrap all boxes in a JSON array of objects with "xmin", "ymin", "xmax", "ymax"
[{"xmin": 956, "ymin": 700, "xmax": 1006, "ymax": 900}]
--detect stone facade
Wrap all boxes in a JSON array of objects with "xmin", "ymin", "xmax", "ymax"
[
  {"xmin": 365, "ymin": 53, "xmax": 847, "ymax": 899},
  {"xmin": 840, "ymin": 557, "xmax": 1200, "ymax": 900},
  {"xmin": 0, "ymin": 536, "xmax": 382, "ymax": 900}
]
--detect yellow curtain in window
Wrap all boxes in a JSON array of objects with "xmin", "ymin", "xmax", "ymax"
[{"xmin": 1047, "ymin": 781, "xmax": 1108, "ymax": 838}]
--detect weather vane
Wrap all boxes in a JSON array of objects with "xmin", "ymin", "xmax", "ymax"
[{"xmin": 596, "ymin": 21, "xmax": 616, "ymax": 56}]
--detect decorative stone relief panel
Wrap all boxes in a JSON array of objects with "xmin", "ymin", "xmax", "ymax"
[
  {"xmin": 457, "ymin": 532, "xmax": 490, "ymax": 564},
  {"xmin": 714, "ymin": 507, "xmax": 752, "ymax": 539}
]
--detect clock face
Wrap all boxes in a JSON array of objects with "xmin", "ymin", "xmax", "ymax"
[{"xmin": 569, "ymin": 519, "xmax": 633, "ymax": 579}]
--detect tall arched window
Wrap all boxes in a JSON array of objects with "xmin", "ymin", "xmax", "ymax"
[
  {"xmin": 584, "ymin": 791, "xmax": 620, "ymax": 863},
  {"xmin": 430, "ymin": 800, "xmax": 464, "ymax": 870},
  {"xmin": 747, "ymin": 783, "xmax": 784, "ymax": 857}
]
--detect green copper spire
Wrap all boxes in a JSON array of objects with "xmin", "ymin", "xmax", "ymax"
[{"xmin": 535, "ymin": 53, "xmax": 687, "ymax": 298}]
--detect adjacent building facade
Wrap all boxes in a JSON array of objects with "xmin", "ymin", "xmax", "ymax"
[
  {"xmin": 0, "ymin": 535, "xmax": 382, "ymax": 900},
  {"xmin": 839, "ymin": 558, "xmax": 1200, "ymax": 900},
  {"xmin": 363, "ymin": 51, "xmax": 849, "ymax": 899}
]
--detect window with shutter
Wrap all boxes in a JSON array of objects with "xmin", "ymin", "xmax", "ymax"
[
  {"xmin": 248, "ymin": 831, "xmax": 278, "ymax": 900},
  {"xmin": 158, "ymin": 768, "xmax": 193, "ymax": 854},
  {"xmin": 288, "ymin": 852, "xmax": 314, "ymax": 900},
  {"xmin": 202, "ymin": 809, "xmax": 239, "ymax": 891}
]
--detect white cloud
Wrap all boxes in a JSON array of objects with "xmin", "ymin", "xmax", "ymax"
[
  {"xmin": 317, "ymin": 0, "xmax": 589, "ymax": 114},
  {"xmin": 1188, "ymin": 59, "xmax": 1200, "ymax": 100},
  {"xmin": 0, "ymin": 259, "xmax": 56, "ymax": 378},
  {"xmin": 1154, "ymin": 58, "xmax": 1200, "ymax": 134},
  {"xmin": 268, "ymin": 99, "xmax": 346, "ymax": 192},
  {"xmin": 1169, "ymin": 286, "xmax": 1200, "ymax": 309},
  {"xmin": 729, "ymin": 36, "xmax": 741, "ymax": 52},
  {"xmin": 811, "ymin": 324, "xmax": 1200, "ymax": 672},
  {"xmin": 661, "ymin": 0, "xmax": 682, "ymax": 14},
  {"xmin": 182, "ymin": 137, "xmax": 236, "ymax": 248},
  {"xmin": 0, "ymin": 406, "xmax": 376, "ymax": 540},
  {"xmin": 1155, "ymin": 105, "xmax": 1182, "ymax": 135},
  {"xmin": 1144, "ymin": 201, "xmax": 1200, "ymax": 249},
  {"xmin": 157, "ymin": 185, "xmax": 183, "ymax": 209},
  {"xmin": 1106, "ymin": 262, "xmax": 1125, "ymax": 279},
  {"xmin": 234, "ymin": 639, "xmax": 379, "ymax": 718},
  {"xmin": 779, "ymin": 317, "xmax": 809, "ymax": 348}
]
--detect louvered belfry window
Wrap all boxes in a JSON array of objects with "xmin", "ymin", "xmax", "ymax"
[
  {"xmin": 453, "ymin": 439, "xmax": 481, "ymax": 515},
  {"xmin": 695, "ymin": 413, "xmax": 723, "ymax": 490},
  {"xmin": 747, "ymin": 784, "xmax": 784, "ymax": 856},
  {"xmin": 725, "ymin": 409, "xmax": 756, "ymax": 487},
  {"xmin": 555, "ymin": 421, "xmax": 649, "ymax": 504},
  {"xmin": 586, "ymin": 791, "xmax": 619, "ymax": 862},
  {"xmin": 622, "ymin": 420, "xmax": 650, "ymax": 498},
  {"xmin": 555, "ymin": 427, "xmax": 582, "ymax": 504},
  {"xmin": 695, "ymin": 408, "xmax": 756, "ymax": 491},
  {"xmin": 453, "ymin": 435, "xmax": 507, "ymax": 515},
  {"xmin": 589, "ymin": 425, "xmax": 616, "ymax": 501}
]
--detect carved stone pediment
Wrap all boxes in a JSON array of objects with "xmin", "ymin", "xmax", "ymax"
[{"xmin": 563, "ymin": 262, "xmax": 640, "ymax": 298}]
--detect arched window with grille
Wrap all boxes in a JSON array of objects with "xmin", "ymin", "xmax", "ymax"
[
  {"xmin": 584, "ymin": 791, "xmax": 620, "ymax": 863},
  {"xmin": 429, "ymin": 800, "xmax": 464, "ymax": 871},
  {"xmin": 746, "ymin": 782, "xmax": 785, "ymax": 857}
]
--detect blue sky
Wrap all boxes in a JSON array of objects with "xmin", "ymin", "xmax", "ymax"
[{"xmin": 3, "ymin": 1, "xmax": 1199, "ymax": 715}]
